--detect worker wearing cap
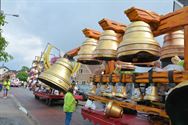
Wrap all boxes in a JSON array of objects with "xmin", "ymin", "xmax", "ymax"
[{"xmin": 63, "ymin": 88, "xmax": 77, "ymax": 125}]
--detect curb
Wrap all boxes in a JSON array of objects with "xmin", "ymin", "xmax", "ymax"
[{"xmin": 10, "ymin": 94, "xmax": 40, "ymax": 125}]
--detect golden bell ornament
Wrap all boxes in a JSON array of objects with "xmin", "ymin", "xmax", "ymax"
[
  {"xmin": 166, "ymin": 81, "xmax": 188, "ymax": 125},
  {"xmin": 105, "ymin": 101, "xmax": 123, "ymax": 118},
  {"xmin": 144, "ymin": 84, "xmax": 160, "ymax": 101},
  {"xmin": 115, "ymin": 84, "xmax": 127, "ymax": 98},
  {"xmin": 89, "ymin": 83, "xmax": 97, "ymax": 95},
  {"xmin": 38, "ymin": 58, "xmax": 74, "ymax": 92},
  {"xmin": 94, "ymin": 30, "xmax": 119, "ymax": 60},
  {"xmin": 78, "ymin": 38, "xmax": 102, "ymax": 65},
  {"xmin": 161, "ymin": 30, "xmax": 184, "ymax": 62},
  {"xmin": 131, "ymin": 84, "xmax": 142, "ymax": 101},
  {"xmin": 102, "ymin": 84, "xmax": 116, "ymax": 97},
  {"xmin": 117, "ymin": 21, "xmax": 160, "ymax": 62}
]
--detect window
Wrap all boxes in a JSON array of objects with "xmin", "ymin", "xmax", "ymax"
[{"xmin": 82, "ymin": 81, "xmax": 85, "ymax": 84}]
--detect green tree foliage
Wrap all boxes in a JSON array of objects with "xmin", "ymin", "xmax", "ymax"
[
  {"xmin": 0, "ymin": 13, "xmax": 13, "ymax": 62},
  {"xmin": 16, "ymin": 66, "xmax": 30, "ymax": 81},
  {"xmin": 21, "ymin": 66, "xmax": 29, "ymax": 71},
  {"xmin": 16, "ymin": 71, "xmax": 28, "ymax": 82}
]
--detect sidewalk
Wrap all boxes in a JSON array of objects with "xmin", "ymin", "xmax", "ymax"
[{"xmin": 0, "ymin": 94, "xmax": 37, "ymax": 125}]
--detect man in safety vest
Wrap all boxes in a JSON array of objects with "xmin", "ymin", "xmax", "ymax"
[
  {"xmin": 171, "ymin": 55, "xmax": 184, "ymax": 67},
  {"xmin": 3, "ymin": 75, "xmax": 11, "ymax": 98},
  {"xmin": 63, "ymin": 88, "xmax": 77, "ymax": 125}
]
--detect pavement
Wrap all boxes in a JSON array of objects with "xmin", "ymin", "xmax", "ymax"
[
  {"xmin": 10, "ymin": 87, "xmax": 93, "ymax": 125},
  {"xmin": 0, "ymin": 93, "xmax": 37, "ymax": 125}
]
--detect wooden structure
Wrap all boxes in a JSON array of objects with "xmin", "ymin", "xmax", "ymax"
[
  {"xmin": 82, "ymin": 28, "xmax": 101, "ymax": 40},
  {"xmin": 99, "ymin": 18, "xmax": 126, "ymax": 41},
  {"xmin": 93, "ymin": 71, "xmax": 183, "ymax": 84},
  {"xmin": 81, "ymin": 6, "xmax": 188, "ymax": 125}
]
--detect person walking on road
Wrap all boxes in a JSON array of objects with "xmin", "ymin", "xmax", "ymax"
[
  {"xmin": 63, "ymin": 88, "xmax": 76, "ymax": 125},
  {"xmin": 3, "ymin": 75, "xmax": 11, "ymax": 98}
]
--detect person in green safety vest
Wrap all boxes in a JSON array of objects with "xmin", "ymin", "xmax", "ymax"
[
  {"xmin": 63, "ymin": 88, "xmax": 77, "ymax": 125},
  {"xmin": 3, "ymin": 75, "xmax": 11, "ymax": 98},
  {"xmin": 171, "ymin": 55, "xmax": 184, "ymax": 67}
]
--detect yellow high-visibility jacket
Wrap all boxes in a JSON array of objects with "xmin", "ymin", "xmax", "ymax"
[
  {"xmin": 63, "ymin": 92, "xmax": 76, "ymax": 112},
  {"xmin": 178, "ymin": 60, "xmax": 184, "ymax": 67},
  {"xmin": 3, "ymin": 80, "xmax": 10, "ymax": 90}
]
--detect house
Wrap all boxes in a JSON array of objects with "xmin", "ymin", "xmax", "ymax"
[
  {"xmin": 74, "ymin": 64, "xmax": 105, "ymax": 85},
  {"xmin": 0, "ymin": 66, "xmax": 10, "ymax": 76},
  {"xmin": 0, "ymin": 65, "xmax": 17, "ymax": 81}
]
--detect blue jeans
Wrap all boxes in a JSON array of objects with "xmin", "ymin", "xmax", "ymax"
[
  {"xmin": 65, "ymin": 112, "xmax": 72, "ymax": 125},
  {"xmin": 3, "ymin": 89, "xmax": 8, "ymax": 96}
]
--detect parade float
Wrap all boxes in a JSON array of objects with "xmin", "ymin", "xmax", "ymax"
[
  {"xmin": 33, "ymin": 6, "xmax": 188, "ymax": 125},
  {"xmin": 28, "ymin": 44, "xmax": 84, "ymax": 106}
]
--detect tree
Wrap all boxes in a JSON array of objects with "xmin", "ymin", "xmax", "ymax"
[
  {"xmin": 16, "ymin": 71, "xmax": 28, "ymax": 82},
  {"xmin": 21, "ymin": 66, "xmax": 29, "ymax": 72},
  {"xmin": 0, "ymin": 13, "xmax": 13, "ymax": 62}
]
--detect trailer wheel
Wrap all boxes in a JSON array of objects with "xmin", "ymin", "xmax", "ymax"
[
  {"xmin": 48, "ymin": 99, "xmax": 53, "ymax": 106},
  {"xmin": 45, "ymin": 99, "xmax": 49, "ymax": 105},
  {"xmin": 35, "ymin": 95, "xmax": 39, "ymax": 100}
]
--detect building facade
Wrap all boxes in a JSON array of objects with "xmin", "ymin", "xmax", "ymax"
[
  {"xmin": 74, "ymin": 64, "xmax": 104, "ymax": 85},
  {"xmin": 0, "ymin": 66, "xmax": 9, "ymax": 76}
]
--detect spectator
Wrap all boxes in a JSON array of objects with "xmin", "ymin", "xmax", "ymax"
[
  {"xmin": 63, "ymin": 88, "xmax": 77, "ymax": 125},
  {"xmin": 171, "ymin": 55, "xmax": 184, "ymax": 67},
  {"xmin": 3, "ymin": 76, "xmax": 11, "ymax": 98},
  {"xmin": 0, "ymin": 82, "xmax": 2, "ymax": 92}
]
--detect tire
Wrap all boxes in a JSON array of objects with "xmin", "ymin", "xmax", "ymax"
[
  {"xmin": 35, "ymin": 95, "xmax": 39, "ymax": 100},
  {"xmin": 48, "ymin": 99, "xmax": 53, "ymax": 106}
]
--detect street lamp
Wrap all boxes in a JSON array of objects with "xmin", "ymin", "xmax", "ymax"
[
  {"xmin": 0, "ymin": 0, "xmax": 19, "ymax": 17},
  {"xmin": 4, "ymin": 13, "xmax": 19, "ymax": 17}
]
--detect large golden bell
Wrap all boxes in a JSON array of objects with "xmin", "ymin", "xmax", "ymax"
[
  {"xmin": 78, "ymin": 38, "xmax": 102, "ymax": 65},
  {"xmin": 38, "ymin": 58, "xmax": 73, "ymax": 92},
  {"xmin": 166, "ymin": 81, "xmax": 188, "ymax": 125},
  {"xmin": 105, "ymin": 101, "xmax": 123, "ymax": 118},
  {"xmin": 161, "ymin": 30, "xmax": 184, "ymax": 62},
  {"xmin": 144, "ymin": 84, "xmax": 160, "ymax": 102},
  {"xmin": 115, "ymin": 84, "xmax": 127, "ymax": 98},
  {"xmin": 94, "ymin": 30, "xmax": 119, "ymax": 60},
  {"xmin": 117, "ymin": 21, "xmax": 160, "ymax": 62},
  {"xmin": 131, "ymin": 84, "xmax": 143, "ymax": 101}
]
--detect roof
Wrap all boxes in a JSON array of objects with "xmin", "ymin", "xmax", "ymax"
[
  {"xmin": 87, "ymin": 63, "xmax": 105, "ymax": 75},
  {"xmin": 0, "ymin": 66, "xmax": 10, "ymax": 71}
]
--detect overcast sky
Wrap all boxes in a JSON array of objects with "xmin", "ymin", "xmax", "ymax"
[{"xmin": 0, "ymin": 0, "xmax": 174, "ymax": 70}]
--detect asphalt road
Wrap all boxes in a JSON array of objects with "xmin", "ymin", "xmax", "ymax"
[
  {"xmin": 0, "ymin": 94, "xmax": 35, "ymax": 125},
  {"xmin": 11, "ymin": 87, "xmax": 93, "ymax": 125}
]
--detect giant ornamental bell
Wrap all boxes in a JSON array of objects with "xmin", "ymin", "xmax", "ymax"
[
  {"xmin": 94, "ymin": 30, "xmax": 119, "ymax": 60},
  {"xmin": 161, "ymin": 30, "xmax": 184, "ymax": 62},
  {"xmin": 117, "ymin": 21, "xmax": 160, "ymax": 62},
  {"xmin": 165, "ymin": 81, "xmax": 188, "ymax": 125},
  {"xmin": 105, "ymin": 101, "xmax": 123, "ymax": 118},
  {"xmin": 77, "ymin": 38, "xmax": 101, "ymax": 65},
  {"xmin": 38, "ymin": 58, "xmax": 73, "ymax": 92}
]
